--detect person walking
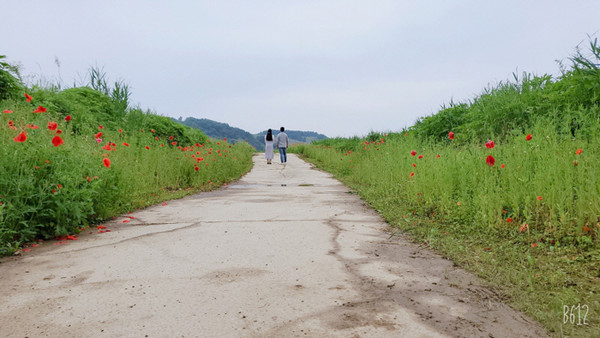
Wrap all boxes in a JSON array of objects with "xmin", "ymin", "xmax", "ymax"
[
  {"xmin": 264, "ymin": 129, "xmax": 274, "ymax": 164},
  {"xmin": 275, "ymin": 126, "xmax": 289, "ymax": 163}
]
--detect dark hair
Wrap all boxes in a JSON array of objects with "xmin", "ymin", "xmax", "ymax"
[
  {"xmin": 266, "ymin": 129, "xmax": 273, "ymax": 141},
  {"xmin": 280, "ymin": 127, "xmax": 285, "ymax": 132}
]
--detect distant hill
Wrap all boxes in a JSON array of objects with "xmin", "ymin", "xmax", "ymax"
[{"xmin": 175, "ymin": 117, "xmax": 328, "ymax": 151}]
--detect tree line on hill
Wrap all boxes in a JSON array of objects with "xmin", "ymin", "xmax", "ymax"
[{"xmin": 175, "ymin": 117, "xmax": 328, "ymax": 151}]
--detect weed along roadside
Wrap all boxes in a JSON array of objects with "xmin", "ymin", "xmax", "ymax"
[
  {"xmin": 290, "ymin": 41, "xmax": 600, "ymax": 337},
  {"xmin": 0, "ymin": 153, "xmax": 548, "ymax": 337},
  {"xmin": 0, "ymin": 71, "xmax": 255, "ymax": 256}
]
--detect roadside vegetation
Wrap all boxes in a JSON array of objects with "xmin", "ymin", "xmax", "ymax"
[
  {"xmin": 0, "ymin": 62, "xmax": 254, "ymax": 256},
  {"xmin": 292, "ymin": 39, "xmax": 600, "ymax": 336}
]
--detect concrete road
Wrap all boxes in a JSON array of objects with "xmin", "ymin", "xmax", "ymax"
[{"xmin": 0, "ymin": 154, "xmax": 547, "ymax": 337}]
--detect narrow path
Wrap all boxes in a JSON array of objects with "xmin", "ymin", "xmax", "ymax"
[{"xmin": 0, "ymin": 154, "xmax": 547, "ymax": 337}]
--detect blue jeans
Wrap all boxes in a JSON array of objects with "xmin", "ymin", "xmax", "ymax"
[{"xmin": 279, "ymin": 147, "xmax": 287, "ymax": 163}]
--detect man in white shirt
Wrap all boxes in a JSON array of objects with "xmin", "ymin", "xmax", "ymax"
[{"xmin": 275, "ymin": 127, "xmax": 289, "ymax": 163}]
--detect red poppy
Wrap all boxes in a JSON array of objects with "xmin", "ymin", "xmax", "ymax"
[
  {"xmin": 33, "ymin": 106, "xmax": 47, "ymax": 113},
  {"xmin": 574, "ymin": 160, "xmax": 578, "ymax": 166},
  {"xmin": 95, "ymin": 132, "xmax": 103, "ymax": 139},
  {"xmin": 537, "ymin": 196, "xmax": 542, "ymax": 201},
  {"xmin": 56, "ymin": 129, "xmax": 62, "ymax": 134},
  {"xmin": 151, "ymin": 129, "xmax": 155, "ymax": 133},
  {"xmin": 52, "ymin": 135, "xmax": 64, "ymax": 147},
  {"xmin": 119, "ymin": 129, "xmax": 123, "ymax": 133},
  {"xmin": 531, "ymin": 243, "xmax": 538, "ymax": 248},
  {"xmin": 97, "ymin": 225, "xmax": 107, "ymax": 230},
  {"xmin": 412, "ymin": 163, "xmax": 416, "ymax": 167},
  {"xmin": 194, "ymin": 166, "xmax": 199, "ymax": 171},
  {"xmin": 48, "ymin": 121, "xmax": 58, "ymax": 130},
  {"xmin": 575, "ymin": 149, "xmax": 583, "ymax": 155},
  {"xmin": 501, "ymin": 164, "xmax": 505, "ymax": 168},
  {"xmin": 485, "ymin": 140, "xmax": 495, "ymax": 149},
  {"xmin": 506, "ymin": 218, "xmax": 513, "ymax": 223},
  {"xmin": 102, "ymin": 144, "xmax": 112, "ymax": 151},
  {"xmin": 123, "ymin": 219, "xmax": 130, "ymax": 223},
  {"xmin": 65, "ymin": 115, "xmax": 71, "ymax": 122},
  {"xmin": 145, "ymin": 146, "xmax": 150, "ymax": 150},
  {"xmin": 169, "ymin": 136, "xmax": 174, "ymax": 140},
  {"xmin": 98, "ymin": 125, "xmax": 104, "ymax": 129},
  {"xmin": 436, "ymin": 154, "xmax": 441, "ymax": 158},
  {"xmin": 486, "ymin": 155, "xmax": 495, "ymax": 166},
  {"xmin": 57, "ymin": 184, "xmax": 63, "ymax": 189},
  {"xmin": 14, "ymin": 132, "xmax": 27, "ymax": 142},
  {"xmin": 8, "ymin": 120, "xmax": 13, "ymax": 126},
  {"xmin": 102, "ymin": 158, "xmax": 111, "ymax": 168},
  {"xmin": 172, "ymin": 142, "xmax": 177, "ymax": 146},
  {"xmin": 25, "ymin": 93, "xmax": 32, "ymax": 102},
  {"xmin": 526, "ymin": 134, "xmax": 532, "ymax": 141},
  {"xmin": 3, "ymin": 110, "xmax": 13, "ymax": 114},
  {"xmin": 418, "ymin": 155, "xmax": 423, "ymax": 159},
  {"xmin": 197, "ymin": 157, "xmax": 204, "ymax": 162},
  {"xmin": 27, "ymin": 124, "xmax": 38, "ymax": 129},
  {"xmin": 123, "ymin": 142, "xmax": 130, "ymax": 147},
  {"xmin": 410, "ymin": 150, "xmax": 417, "ymax": 156},
  {"xmin": 409, "ymin": 172, "xmax": 414, "ymax": 177},
  {"xmin": 448, "ymin": 131, "xmax": 454, "ymax": 140}
]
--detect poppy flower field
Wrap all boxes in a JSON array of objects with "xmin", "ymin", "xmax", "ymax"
[
  {"xmin": 292, "ymin": 42, "xmax": 600, "ymax": 335},
  {"xmin": 0, "ymin": 91, "xmax": 254, "ymax": 256}
]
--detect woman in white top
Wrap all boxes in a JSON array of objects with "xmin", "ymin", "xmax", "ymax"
[{"xmin": 264, "ymin": 129, "xmax": 274, "ymax": 164}]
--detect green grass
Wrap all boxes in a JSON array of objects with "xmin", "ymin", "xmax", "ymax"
[
  {"xmin": 293, "ymin": 130, "xmax": 599, "ymax": 336},
  {"xmin": 291, "ymin": 40, "xmax": 600, "ymax": 336},
  {"xmin": 0, "ymin": 92, "xmax": 254, "ymax": 256}
]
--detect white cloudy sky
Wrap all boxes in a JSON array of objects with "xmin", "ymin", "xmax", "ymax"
[{"xmin": 2, "ymin": 1, "xmax": 598, "ymax": 137}]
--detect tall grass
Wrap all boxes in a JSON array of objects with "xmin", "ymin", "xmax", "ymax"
[
  {"xmin": 0, "ymin": 84, "xmax": 254, "ymax": 256},
  {"xmin": 292, "ymin": 39, "xmax": 600, "ymax": 336}
]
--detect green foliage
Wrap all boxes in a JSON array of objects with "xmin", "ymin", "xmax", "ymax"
[
  {"xmin": 411, "ymin": 39, "xmax": 600, "ymax": 144},
  {"xmin": 0, "ymin": 55, "xmax": 22, "ymax": 100},
  {"xmin": 0, "ymin": 72, "xmax": 253, "ymax": 256},
  {"xmin": 293, "ymin": 39, "xmax": 600, "ymax": 336}
]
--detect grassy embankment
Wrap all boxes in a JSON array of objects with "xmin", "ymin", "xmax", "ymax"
[
  {"xmin": 0, "ymin": 66, "xmax": 255, "ymax": 256},
  {"xmin": 292, "ymin": 40, "xmax": 600, "ymax": 336}
]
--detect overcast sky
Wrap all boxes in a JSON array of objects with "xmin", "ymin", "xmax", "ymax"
[{"xmin": 2, "ymin": 1, "xmax": 598, "ymax": 137}]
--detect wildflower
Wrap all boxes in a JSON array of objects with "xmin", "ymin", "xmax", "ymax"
[
  {"xmin": 506, "ymin": 218, "xmax": 513, "ymax": 223},
  {"xmin": 409, "ymin": 172, "xmax": 414, "ymax": 178},
  {"xmin": 169, "ymin": 136, "xmax": 174, "ymax": 140},
  {"xmin": 33, "ymin": 106, "xmax": 47, "ymax": 113},
  {"xmin": 194, "ymin": 166, "xmax": 199, "ymax": 171},
  {"xmin": 98, "ymin": 125, "xmax": 104, "ymax": 129},
  {"xmin": 573, "ymin": 160, "xmax": 578, "ymax": 166},
  {"xmin": 65, "ymin": 115, "xmax": 71, "ymax": 122},
  {"xmin": 436, "ymin": 154, "xmax": 441, "ymax": 158},
  {"xmin": 123, "ymin": 142, "xmax": 130, "ymax": 147},
  {"xmin": 486, "ymin": 155, "xmax": 495, "ymax": 166},
  {"xmin": 412, "ymin": 163, "xmax": 416, "ymax": 167},
  {"xmin": 151, "ymin": 129, "xmax": 155, "ymax": 133},
  {"xmin": 485, "ymin": 140, "xmax": 495, "ymax": 149},
  {"xmin": 96, "ymin": 138, "xmax": 102, "ymax": 143},
  {"xmin": 145, "ymin": 146, "xmax": 150, "ymax": 150},
  {"xmin": 102, "ymin": 158, "xmax": 111, "ymax": 168},
  {"xmin": 531, "ymin": 243, "xmax": 538, "ymax": 248},
  {"xmin": 537, "ymin": 196, "xmax": 542, "ymax": 201},
  {"xmin": 14, "ymin": 132, "xmax": 27, "ymax": 142},
  {"xmin": 27, "ymin": 124, "xmax": 38, "ymax": 129},
  {"xmin": 95, "ymin": 132, "xmax": 103, "ymax": 139},
  {"xmin": 526, "ymin": 134, "xmax": 532, "ymax": 141},
  {"xmin": 51, "ymin": 136, "xmax": 64, "ymax": 147},
  {"xmin": 48, "ymin": 121, "xmax": 58, "ymax": 130},
  {"xmin": 119, "ymin": 129, "xmax": 123, "ymax": 133},
  {"xmin": 501, "ymin": 164, "xmax": 505, "ymax": 168},
  {"xmin": 56, "ymin": 129, "xmax": 62, "ymax": 134},
  {"xmin": 575, "ymin": 149, "xmax": 583, "ymax": 155},
  {"xmin": 448, "ymin": 131, "xmax": 454, "ymax": 140},
  {"xmin": 410, "ymin": 150, "xmax": 417, "ymax": 156},
  {"xmin": 418, "ymin": 155, "xmax": 423, "ymax": 159},
  {"xmin": 25, "ymin": 93, "xmax": 32, "ymax": 102},
  {"xmin": 3, "ymin": 110, "xmax": 13, "ymax": 114}
]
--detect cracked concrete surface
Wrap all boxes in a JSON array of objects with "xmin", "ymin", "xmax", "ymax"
[{"xmin": 0, "ymin": 154, "xmax": 547, "ymax": 337}]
